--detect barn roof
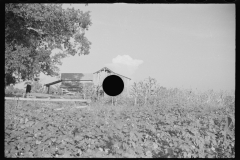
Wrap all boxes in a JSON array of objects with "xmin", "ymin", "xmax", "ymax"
[
  {"xmin": 44, "ymin": 80, "xmax": 62, "ymax": 87},
  {"xmin": 61, "ymin": 73, "xmax": 93, "ymax": 81},
  {"xmin": 93, "ymin": 67, "xmax": 131, "ymax": 80}
]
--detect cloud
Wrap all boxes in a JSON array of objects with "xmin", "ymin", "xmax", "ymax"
[{"xmin": 105, "ymin": 55, "xmax": 143, "ymax": 78}]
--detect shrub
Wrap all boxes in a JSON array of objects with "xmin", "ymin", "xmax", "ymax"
[
  {"xmin": 5, "ymin": 86, "xmax": 14, "ymax": 95},
  {"xmin": 31, "ymin": 81, "xmax": 45, "ymax": 93}
]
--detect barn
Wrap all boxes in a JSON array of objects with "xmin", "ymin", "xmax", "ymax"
[
  {"xmin": 93, "ymin": 67, "xmax": 131, "ymax": 97},
  {"xmin": 44, "ymin": 67, "xmax": 131, "ymax": 97},
  {"xmin": 44, "ymin": 73, "xmax": 93, "ymax": 95},
  {"xmin": 60, "ymin": 73, "xmax": 93, "ymax": 93}
]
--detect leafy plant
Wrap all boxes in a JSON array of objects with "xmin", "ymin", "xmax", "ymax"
[
  {"xmin": 31, "ymin": 81, "xmax": 45, "ymax": 93},
  {"xmin": 5, "ymin": 76, "xmax": 235, "ymax": 158}
]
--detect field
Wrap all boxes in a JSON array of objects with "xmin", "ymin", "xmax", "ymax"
[{"xmin": 4, "ymin": 87, "xmax": 235, "ymax": 158}]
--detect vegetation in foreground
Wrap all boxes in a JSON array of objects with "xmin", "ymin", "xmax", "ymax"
[{"xmin": 5, "ymin": 77, "xmax": 235, "ymax": 158}]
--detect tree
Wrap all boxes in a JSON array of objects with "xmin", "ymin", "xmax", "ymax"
[
  {"xmin": 5, "ymin": 4, "xmax": 92, "ymax": 87},
  {"xmin": 130, "ymin": 82, "xmax": 141, "ymax": 106},
  {"xmin": 138, "ymin": 77, "xmax": 158, "ymax": 106}
]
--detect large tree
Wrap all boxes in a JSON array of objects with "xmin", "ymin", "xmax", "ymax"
[{"xmin": 5, "ymin": 4, "xmax": 92, "ymax": 87}]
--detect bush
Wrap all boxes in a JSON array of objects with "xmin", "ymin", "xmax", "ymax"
[
  {"xmin": 5, "ymin": 86, "xmax": 14, "ymax": 95},
  {"xmin": 5, "ymin": 85, "xmax": 25, "ymax": 97},
  {"xmin": 31, "ymin": 81, "xmax": 45, "ymax": 93}
]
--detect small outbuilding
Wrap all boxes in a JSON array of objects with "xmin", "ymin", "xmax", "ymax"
[
  {"xmin": 60, "ymin": 73, "xmax": 93, "ymax": 92},
  {"xmin": 44, "ymin": 67, "xmax": 131, "ymax": 97},
  {"xmin": 44, "ymin": 73, "xmax": 93, "ymax": 94},
  {"xmin": 93, "ymin": 67, "xmax": 131, "ymax": 97}
]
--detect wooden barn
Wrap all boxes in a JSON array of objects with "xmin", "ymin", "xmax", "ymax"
[
  {"xmin": 60, "ymin": 73, "xmax": 93, "ymax": 92},
  {"xmin": 44, "ymin": 73, "xmax": 93, "ymax": 94},
  {"xmin": 44, "ymin": 67, "xmax": 131, "ymax": 97},
  {"xmin": 93, "ymin": 67, "xmax": 131, "ymax": 97}
]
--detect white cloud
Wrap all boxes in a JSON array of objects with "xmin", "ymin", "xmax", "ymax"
[
  {"xmin": 105, "ymin": 55, "xmax": 143, "ymax": 78},
  {"xmin": 112, "ymin": 55, "xmax": 143, "ymax": 66}
]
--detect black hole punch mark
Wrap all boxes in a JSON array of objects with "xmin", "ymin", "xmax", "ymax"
[{"xmin": 102, "ymin": 75, "xmax": 124, "ymax": 97}]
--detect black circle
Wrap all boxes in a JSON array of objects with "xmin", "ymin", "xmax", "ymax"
[{"xmin": 102, "ymin": 75, "xmax": 124, "ymax": 97}]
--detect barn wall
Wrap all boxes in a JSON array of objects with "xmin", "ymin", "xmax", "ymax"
[
  {"xmin": 93, "ymin": 70, "xmax": 112, "ymax": 86},
  {"xmin": 61, "ymin": 73, "xmax": 93, "ymax": 81},
  {"xmin": 93, "ymin": 70, "xmax": 130, "ymax": 97},
  {"xmin": 121, "ymin": 77, "xmax": 130, "ymax": 96},
  {"xmin": 60, "ymin": 80, "xmax": 93, "ymax": 92}
]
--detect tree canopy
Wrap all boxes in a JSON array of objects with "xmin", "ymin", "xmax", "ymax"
[{"xmin": 5, "ymin": 4, "xmax": 92, "ymax": 87}]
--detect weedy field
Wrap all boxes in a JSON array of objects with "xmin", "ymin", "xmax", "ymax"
[{"xmin": 5, "ymin": 79, "xmax": 235, "ymax": 158}]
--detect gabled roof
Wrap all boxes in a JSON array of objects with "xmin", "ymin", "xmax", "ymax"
[
  {"xmin": 44, "ymin": 80, "xmax": 62, "ymax": 87},
  {"xmin": 61, "ymin": 73, "xmax": 93, "ymax": 81},
  {"xmin": 93, "ymin": 67, "xmax": 131, "ymax": 80}
]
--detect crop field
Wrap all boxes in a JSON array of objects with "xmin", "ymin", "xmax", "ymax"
[
  {"xmin": 4, "ymin": 78, "xmax": 235, "ymax": 158},
  {"xmin": 4, "ymin": 86, "xmax": 235, "ymax": 158}
]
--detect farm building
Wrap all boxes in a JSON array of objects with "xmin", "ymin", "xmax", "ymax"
[
  {"xmin": 44, "ymin": 73, "xmax": 93, "ymax": 94},
  {"xmin": 93, "ymin": 67, "xmax": 131, "ymax": 97},
  {"xmin": 44, "ymin": 67, "xmax": 131, "ymax": 97},
  {"xmin": 60, "ymin": 73, "xmax": 93, "ymax": 93}
]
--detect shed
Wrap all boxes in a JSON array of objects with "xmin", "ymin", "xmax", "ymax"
[
  {"xmin": 93, "ymin": 67, "xmax": 131, "ymax": 96},
  {"xmin": 44, "ymin": 68, "xmax": 131, "ymax": 97},
  {"xmin": 60, "ymin": 73, "xmax": 93, "ymax": 93},
  {"xmin": 44, "ymin": 73, "xmax": 93, "ymax": 94}
]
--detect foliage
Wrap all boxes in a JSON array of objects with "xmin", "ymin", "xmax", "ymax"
[
  {"xmin": 129, "ymin": 77, "xmax": 234, "ymax": 109},
  {"xmin": 5, "ymin": 85, "xmax": 25, "ymax": 97},
  {"xmin": 48, "ymin": 84, "xmax": 63, "ymax": 95},
  {"xmin": 87, "ymin": 85, "xmax": 104, "ymax": 102},
  {"xmin": 4, "ymin": 75, "xmax": 235, "ymax": 158},
  {"xmin": 129, "ymin": 82, "xmax": 141, "ymax": 106},
  {"xmin": 80, "ymin": 83, "xmax": 94, "ymax": 99},
  {"xmin": 129, "ymin": 77, "xmax": 160, "ymax": 106},
  {"xmin": 5, "ymin": 95, "xmax": 235, "ymax": 158},
  {"xmin": 31, "ymin": 81, "xmax": 46, "ymax": 93},
  {"xmin": 5, "ymin": 4, "xmax": 92, "ymax": 87},
  {"xmin": 5, "ymin": 85, "xmax": 15, "ymax": 94}
]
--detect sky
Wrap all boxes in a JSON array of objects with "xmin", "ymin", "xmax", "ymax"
[{"xmin": 16, "ymin": 4, "xmax": 235, "ymax": 92}]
